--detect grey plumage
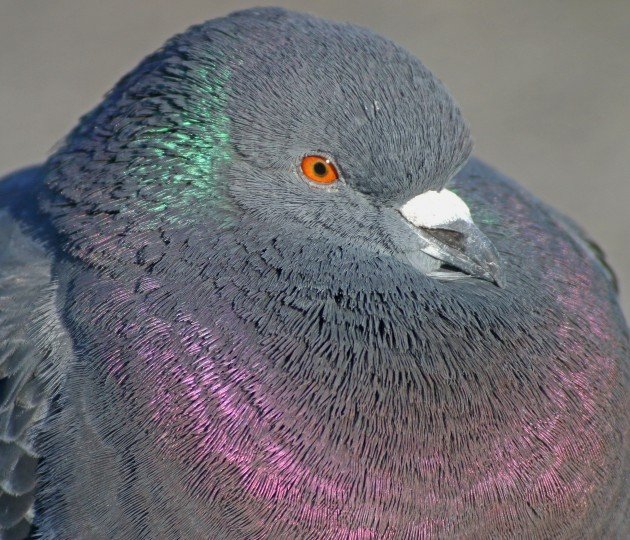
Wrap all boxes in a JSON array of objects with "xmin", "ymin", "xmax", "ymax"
[{"xmin": 0, "ymin": 7, "xmax": 628, "ymax": 539}]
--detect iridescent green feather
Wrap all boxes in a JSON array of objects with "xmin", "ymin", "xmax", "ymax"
[{"xmin": 128, "ymin": 63, "xmax": 232, "ymax": 223}]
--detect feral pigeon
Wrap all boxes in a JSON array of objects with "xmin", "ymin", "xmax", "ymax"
[{"xmin": 0, "ymin": 7, "xmax": 627, "ymax": 539}]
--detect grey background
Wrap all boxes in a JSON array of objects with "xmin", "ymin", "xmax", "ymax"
[{"xmin": 1, "ymin": 0, "xmax": 628, "ymax": 316}]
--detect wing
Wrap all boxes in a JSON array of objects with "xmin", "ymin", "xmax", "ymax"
[
  {"xmin": 0, "ymin": 167, "xmax": 72, "ymax": 540},
  {"xmin": 542, "ymin": 203, "xmax": 619, "ymax": 292}
]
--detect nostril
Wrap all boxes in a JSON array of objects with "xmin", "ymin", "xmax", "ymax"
[{"xmin": 421, "ymin": 228, "xmax": 466, "ymax": 251}]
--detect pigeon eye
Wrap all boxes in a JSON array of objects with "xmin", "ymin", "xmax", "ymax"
[{"xmin": 300, "ymin": 155, "xmax": 339, "ymax": 184}]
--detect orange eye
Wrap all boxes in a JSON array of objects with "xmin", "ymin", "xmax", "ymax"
[{"xmin": 300, "ymin": 155, "xmax": 339, "ymax": 184}]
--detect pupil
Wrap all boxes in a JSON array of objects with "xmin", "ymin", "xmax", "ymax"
[{"xmin": 313, "ymin": 161, "xmax": 327, "ymax": 176}]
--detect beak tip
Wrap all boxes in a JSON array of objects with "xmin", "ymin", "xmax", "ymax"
[{"xmin": 485, "ymin": 262, "xmax": 506, "ymax": 288}]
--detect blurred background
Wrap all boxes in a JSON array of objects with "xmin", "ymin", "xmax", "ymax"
[{"xmin": 1, "ymin": 0, "xmax": 628, "ymax": 316}]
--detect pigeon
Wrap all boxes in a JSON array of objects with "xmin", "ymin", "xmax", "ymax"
[{"xmin": 0, "ymin": 7, "xmax": 627, "ymax": 539}]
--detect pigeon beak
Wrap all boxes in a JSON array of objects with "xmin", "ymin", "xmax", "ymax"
[{"xmin": 399, "ymin": 189, "xmax": 505, "ymax": 287}]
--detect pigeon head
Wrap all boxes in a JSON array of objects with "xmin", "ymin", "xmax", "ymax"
[
  {"xmin": 45, "ymin": 7, "xmax": 501, "ymax": 287},
  {"xmin": 224, "ymin": 8, "xmax": 471, "ymax": 203}
]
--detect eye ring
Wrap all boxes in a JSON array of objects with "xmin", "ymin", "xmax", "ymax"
[{"xmin": 300, "ymin": 155, "xmax": 339, "ymax": 184}]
